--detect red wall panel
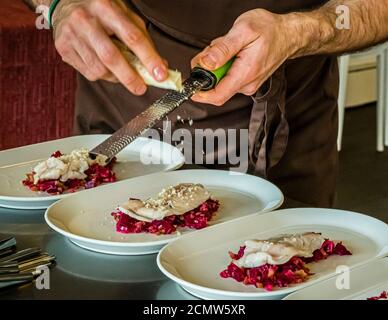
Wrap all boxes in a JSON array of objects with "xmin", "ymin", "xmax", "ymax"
[{"xmin": 0, "ymin": 0, "xmax": 76, "ymax": 150}]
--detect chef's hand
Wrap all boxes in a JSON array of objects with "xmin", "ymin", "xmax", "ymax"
[
  {"xmin": 52, "ymin": 0, "xmax": 168, "ymax": 95},
  {"xmin": 191, "ymin": 9, "xmax": 295, "ymax": 106}
]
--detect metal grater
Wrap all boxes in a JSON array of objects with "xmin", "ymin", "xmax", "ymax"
[
  {"xmin": 89, "ymin": 58, "xmax": 234, "ymax": 163},
  {"xmin": 89, "ymin": 72, "xmax": 212, "ymax": 163}
]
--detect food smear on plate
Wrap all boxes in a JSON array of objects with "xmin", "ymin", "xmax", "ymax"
[
  {"xmin": 367, "ymin": 291, "xmax": 387, "ymax": 300},
  {"xmin": 111, "ymin": 183, "xmax": 219, "ymax": 235},
  {"xmin": 220, "ymin": 232, "xmax": 352, "ymax": 291},
  {"xmin": 22, "ymin": 149, "xmax": 116, "ymax": 195}
]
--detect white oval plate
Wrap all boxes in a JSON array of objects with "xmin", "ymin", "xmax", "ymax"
[
  {"xmin": 0, "ymin": 135, "xmax": 184, "ymax": 210},
  {"xmin": 157, "ymin": 208, "xmax": 388, "ymax": 300},
  {"xmin": 283, "ymin": 256, "xmax": 388, "ymax": 300},
  {"xmin": 45, "ymin": 169, "xmax": 283, "ymax": 255}
]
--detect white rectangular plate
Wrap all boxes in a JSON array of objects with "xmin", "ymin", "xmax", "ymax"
[
  {"xmin": 0, "ymin": 135, "xmax": 184, "ymax": 210},
  {"xmin": 45, "ymin": 169, "xmax": 283, "ymax": 255},
  {"xmin": 157, "ymin": 208, "xmax": 388, "ymax": 300},
  {"xmin": 283, "ymin": 257, "xmax": 388, "ymax": 300}
]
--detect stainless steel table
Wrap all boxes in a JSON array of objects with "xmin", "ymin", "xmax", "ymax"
[{"xmin": 0, "ymin": 206, "xmax": 197, "ymax": 300}]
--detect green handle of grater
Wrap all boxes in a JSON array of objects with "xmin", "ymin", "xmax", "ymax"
[
  {"xmin": 192, "ymin": 58, "xmax": 235, "ymax": 91},
  {"xmin": 208, "ymin": 58, "xmax": 234, "ymax": 84}
]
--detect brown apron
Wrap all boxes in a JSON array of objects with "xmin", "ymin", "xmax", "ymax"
[{"xmin": 74, "ymin": 0, "xmax": 339, "ymax": 208}]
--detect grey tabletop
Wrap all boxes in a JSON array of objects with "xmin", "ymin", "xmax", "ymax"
[{"xmin": 0, "ymin": 206, "xmax": 197, "ymax": 300}]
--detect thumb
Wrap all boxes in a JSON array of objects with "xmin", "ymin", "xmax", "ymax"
[{"xmin": 197, "ymin": 27, "xmax": 249, "ymax": 70}]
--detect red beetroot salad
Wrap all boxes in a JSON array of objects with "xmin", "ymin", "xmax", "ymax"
[
  {"xmin": 111, "ymin": 199, "xmax": 220, "ymax": 235},
  {"xmin": 220, "ymin": 239, "xmax": 352, "ymax": 291},
  {"xmin": 22, "ymin": 151, "xmax": 116, "ymax": 195},
  {"xmin": 367, "ymin": 291, "xmax": 387, "ymax": 300}
]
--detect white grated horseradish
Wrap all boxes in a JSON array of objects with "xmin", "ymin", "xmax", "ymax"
[
  {"xmin": 32, "ymin": 148, "xmax": 107, "ymax": 184},
  {"xmin": 234, "ymin": 232, "xmax": 325, "ymax": 268}
]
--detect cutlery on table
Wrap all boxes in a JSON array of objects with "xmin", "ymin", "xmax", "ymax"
[
  {"xmin": 0, "ymin": 237, "xmax": 17, "ymax": 258},
  {"xmin": 0, "ymin": 237, "xmax": 56, "ymax": 290}
]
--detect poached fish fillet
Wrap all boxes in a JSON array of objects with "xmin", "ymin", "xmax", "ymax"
[
  {"xmin": 32, "ymin": 148, "xmax": 107, "ymax": 184},
  {"xmin": 117, "ymin": 183, "xmax": 211, "ymax": 222},
  {"xmin": 234, "ymin": 232, "xmax": 325, "ymax": 268}
]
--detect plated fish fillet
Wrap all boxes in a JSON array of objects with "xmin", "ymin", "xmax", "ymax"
[
  {"xmin": 221, "ymin": 232, "xmax": 352, "ymax": 291},
  {"xmin": 234, "ymin": 232, "xmax": 325, "ymax": 268},
  {"xmin": 111, "ymin": 183, "xmax": 219, "ymax": 235},
  {"xmin": 118, "ymin": 183, "xmax": 211, "ymax": 222}
]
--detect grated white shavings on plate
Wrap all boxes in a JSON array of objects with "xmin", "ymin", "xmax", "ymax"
[{"xmin": 143, "ymin": 184, "xmax": 207, "ymax": 211}]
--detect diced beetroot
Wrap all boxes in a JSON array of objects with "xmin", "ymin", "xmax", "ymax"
[
  {"xmin": 333, "ymin": 242, "xmax": 352, "ymax": 256},
  {"xmin": 220, "ymin": 263, "xmax": 246, "ymax": 282},
  {"xmin": 148, "ymin": 219, "xmax": 177, "ymax": 235},
  {"xmin": 300, "ymin": 239, "xmax": 352, "ymax": 264},
  {"xmin": 111, "ymin": 199, "xmax": 220, "ymax": 235},
  {"xmin": 321, "ymin": 239, "xmax": 335, "ymax": 254},
  {"xmin": 367, "ymin": 291, "xmax": 388, "ymax": 300},
  {"xmin": 229, "ymin": 246, "xmax": 246, "ymax": 260},
  {"xmin": 51, "ymin": 151, "xmax": 62, "ymax": 158}
]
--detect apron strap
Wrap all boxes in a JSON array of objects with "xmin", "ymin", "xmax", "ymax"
[{"xmin": 248, "ymin": 66, "xmax": 289, "ymax": 177}]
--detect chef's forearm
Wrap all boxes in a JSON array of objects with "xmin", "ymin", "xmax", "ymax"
[
  {"xmin": 23, "ymin": 0, "xmax": 52, "ymax": 10},
  {"xmin": 287, "ymin": 0, "xmax": 388, "ymax": 58}
]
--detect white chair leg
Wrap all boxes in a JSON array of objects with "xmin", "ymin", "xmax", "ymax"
[
  {"xmin": 377, "ymin": 50, "xmax": 385, "ymax": 152},
  {"xmin": 337, "ymin": 55, "xmax": 350, "ymax": 151}
]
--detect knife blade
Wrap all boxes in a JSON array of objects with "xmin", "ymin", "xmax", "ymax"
[
  {"xmin": 0, "ymin": 273, "xmax": 35, "ymax": 291},
  {"xmin": 0, "ymin": 248, "xmax": 41, "ymax": 265},
  {"xmin": 0, "ymin": 237, "xmax": 16, "ymax": 258},
  {"xmin": 0, "ymin": 273, "xmax": 34, "ymax": 283},
  {"xmin": 89, "ymin": 60, "xmax": 234, "ymax": 163}
]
